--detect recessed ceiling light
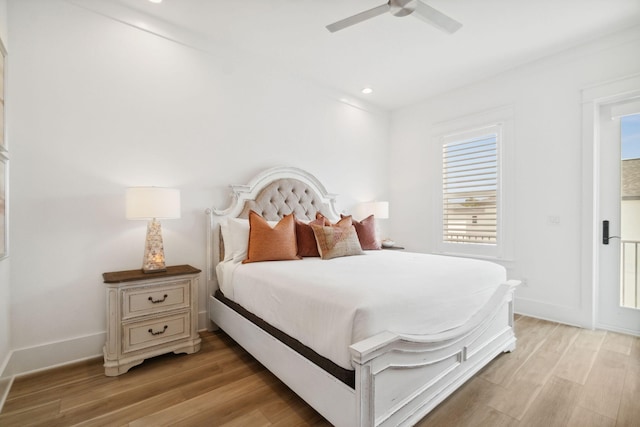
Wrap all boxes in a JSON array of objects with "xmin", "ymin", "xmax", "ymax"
[
  {"xmin": 361, "ymin": 87, "xmax": 373, "ymax": 94},
  {"xmin": 149, "ymin": 0, "xmax": 162, "ymax": 4}
]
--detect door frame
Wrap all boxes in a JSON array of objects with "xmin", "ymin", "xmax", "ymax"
[{"xmin": 581, "ymin": 73, "xmax": 640, "ymax": 333}]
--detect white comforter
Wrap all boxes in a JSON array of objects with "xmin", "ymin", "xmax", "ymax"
[{"xmin": 216, "ymin": 251, "xmax": 507, "ymax": 370}]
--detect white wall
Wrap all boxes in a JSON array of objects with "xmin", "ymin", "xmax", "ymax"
[
  {"xmin": 5, "ymin": 0, "xmax": 389, "ymax": 374},
  {"xmin": 389, "ymin": 26, "xmax": 640, "ymax": 327}
]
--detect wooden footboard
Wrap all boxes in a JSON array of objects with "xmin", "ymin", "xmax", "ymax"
[
  {"xmin": 209, "ymin": 280, "xmax": 518, "ymax": 427},
  {"xmin": 351, "ymin": 281, "xmax": 518, "ymax": 426}
]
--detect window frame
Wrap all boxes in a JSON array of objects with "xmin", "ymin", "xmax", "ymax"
[{"xmin": 431, "ymin": 107, "xmax": 514, "ymax": 260}]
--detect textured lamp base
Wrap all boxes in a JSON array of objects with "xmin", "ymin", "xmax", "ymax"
[{"xmin": 142, "ymin": 219, "xmax": 167, "ymax": 273}]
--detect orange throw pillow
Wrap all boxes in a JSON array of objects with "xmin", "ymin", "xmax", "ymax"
[{"xmin": 242, "ymin": 211, "xmax": 301, "ymax": 263}]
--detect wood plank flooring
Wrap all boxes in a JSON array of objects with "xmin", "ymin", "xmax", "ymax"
[{"xmin": 1, "ymin": 316, "xmax": 638, "ymax": 426}]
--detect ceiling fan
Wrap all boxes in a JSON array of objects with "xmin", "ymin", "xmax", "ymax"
[{"xmin": 326, "ymin": 0, "xmax": 462, "ymax": 34}]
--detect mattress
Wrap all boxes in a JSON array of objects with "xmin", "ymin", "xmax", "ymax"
[{"xmin": 215, "ymin": 250, "xmax": 507, "ymax": 370}]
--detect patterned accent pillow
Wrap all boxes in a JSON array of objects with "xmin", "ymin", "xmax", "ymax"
[
  {"xmin": 341, "ymin": 214, "xmax": 381, "ymax": 250},
  {"xmin": 310, "ymin": 222, "xmax": 364, "ymax": 260},
  {"xmin": 242, "ymin": 211, "xmax": 301, "ymax": 263},
  {"xmin": 317, "ymin": 212, "xmax": 351, "ymax": 228},
  {"xmin": 295, "ymin": 216, "xmax": 329, "ymax": 257}
]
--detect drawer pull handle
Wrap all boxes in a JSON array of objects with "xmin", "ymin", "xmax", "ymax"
[
  {"xmin": 148, "ymin": 325, "xmax": 168, "ymax": 336},
  {"xmin": 148, "ymin": 294, "xmax": 168, "ymax": 304}
]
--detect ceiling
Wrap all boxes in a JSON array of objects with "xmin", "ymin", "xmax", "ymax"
[{"xmin": 112, "ymin": 0, "xmax": 640, "ymax": 111}]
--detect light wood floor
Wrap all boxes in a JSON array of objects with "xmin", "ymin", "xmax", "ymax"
[{"xmin": 1, "ymin": 316, "xmax": 638, "ymax": 426}]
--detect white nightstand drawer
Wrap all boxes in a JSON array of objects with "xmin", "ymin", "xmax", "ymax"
[
  {"xmin": 122, "ymin": 312, "xmax": 191, "ymax": 354},
  {"xmin": 103, "ymin": 265, "xmax": 201, "ymax": 376},
  {"xmin": 122, "ymin": 280, "xmax": 190, "ymax": 319}
]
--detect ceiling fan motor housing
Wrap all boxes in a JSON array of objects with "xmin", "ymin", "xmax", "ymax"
[{"xmin": 390, "ymin": 0, "xmax": 418, "ymax": 17}]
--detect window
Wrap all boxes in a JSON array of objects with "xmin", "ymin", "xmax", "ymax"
[
  {"xmin": 432, "ymin": 106, "xmax": 514, "ymax": 260},
  {"xmin": 442, "ymin": 132, "xmax": 498, "ymax": 245},
  {"xmin": 434, "ymin": 116, "xmax": 513, "ymax": 260}
]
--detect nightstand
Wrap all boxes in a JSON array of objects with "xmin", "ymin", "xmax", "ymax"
[{"xmin": 102, "ymin": 265, "xmax": 202, "ymax": 376}]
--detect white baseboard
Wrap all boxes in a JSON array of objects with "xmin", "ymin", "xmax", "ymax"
[
  {"xmin": 514, "ymin": 296, "xmax": 591, "ymax": 329},
  {"xmin": 199, "ymin": 309, "xmax": 209, "ymax": 332},
  {"xmin": 0, "ymin": 350, "xmax": 13, "ymax": 413},
  {"xmin": 0, "ymin": 334, "xmax": 104, "ymax": 412},
  {"xmin": 595, "ymin": 321, "xmax": 640, "ymax": 337},
  {"xmin": 2, "ymin": 332, "xmax": 105, "ymax": 379},
  {"xmin": 0, "ymin": 350, "xmax": 12, "ymax": 412},
  {"xmin": 199, "ymin": 309, "xmax": 220, "ymax": 332},
  {"xmin": 2, "ymin": 311, "xmax": 213, "ymax": 382},
  {"xmin": 0, "ymin": 375, "xmax": 13, "ymax": 413},
  {"xmin": 0, "ymin": 350, "xmax": 10, "ymax": 380}
]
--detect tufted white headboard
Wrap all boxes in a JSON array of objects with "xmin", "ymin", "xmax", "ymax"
[
  {"xmin": 236, "ymin": 178, "xmax": 328, "ymax": 221},
  {"xmin": 205, "ymin": 167, "xmax": 340, "ymax": 300}
]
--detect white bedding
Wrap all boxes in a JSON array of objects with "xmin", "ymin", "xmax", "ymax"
[{"xmin": 215, "ymin": 250, "xmax": 507, "ymax": 370}]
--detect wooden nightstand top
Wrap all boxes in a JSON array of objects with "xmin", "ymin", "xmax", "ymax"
[{"xmin": 103, "ymin": 265, "xmax": 201, "ymax": 283}]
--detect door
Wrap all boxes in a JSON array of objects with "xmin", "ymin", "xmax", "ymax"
[{"xmin": 598, "ymin": 98, "xmax": 640, "ymax": 335}]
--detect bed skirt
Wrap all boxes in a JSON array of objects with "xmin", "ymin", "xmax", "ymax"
[{"xmin": 215, "ymin": 290, "xmax": 356, "ymax": 387}]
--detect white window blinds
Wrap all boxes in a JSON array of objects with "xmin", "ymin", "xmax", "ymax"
[{"xmin": 442, "ymin": 134, "xmax": 498, "ymax": 244}]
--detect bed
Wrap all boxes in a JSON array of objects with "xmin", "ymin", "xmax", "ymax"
[{"xmin": 205, "ymin": 166, "xmax": 519, "ymax": 427}]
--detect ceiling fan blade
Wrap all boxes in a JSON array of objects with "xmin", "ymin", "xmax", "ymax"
[
  {"xmin": 414, "ymin": 1, "xmax": 462, "ymax": 34},
  {"xmin": 326, "ymin": 3, "xmax": 390, "ymax": 33}
]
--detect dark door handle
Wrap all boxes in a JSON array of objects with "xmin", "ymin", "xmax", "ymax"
[{"xmin": 603, "ymin": 220, "xmax": 620, "ymax": 245}]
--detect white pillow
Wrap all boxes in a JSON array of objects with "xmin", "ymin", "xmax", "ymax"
[
  {"xmin": 227, "ymin": 218, "xmax": 250, "ymax": 262},
  {"xmin": 219, "ymin": 219, "xmax": 233, "ymax": 262}
]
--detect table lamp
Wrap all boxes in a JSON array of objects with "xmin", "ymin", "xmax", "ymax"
[
  {"xmin": 126, "ymin": 187, "xmax": 181, "ymax": 273},
  {"xmin": 359, "ymin": 201, "xmax": 389, "ymax": 220}
]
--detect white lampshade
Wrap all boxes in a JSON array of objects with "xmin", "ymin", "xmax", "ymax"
[
  {"xmin": 360, "ymin": 201, "xmax": 389, "ymax": 219},
  {"xmin": 126, "ymin": 187, "xmax": 181, "ymax": 220}
]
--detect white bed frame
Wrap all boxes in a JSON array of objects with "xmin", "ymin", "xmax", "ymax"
[{"xmin": 205, "ymin": 166, "xmax": 519, "ymax": 427}]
